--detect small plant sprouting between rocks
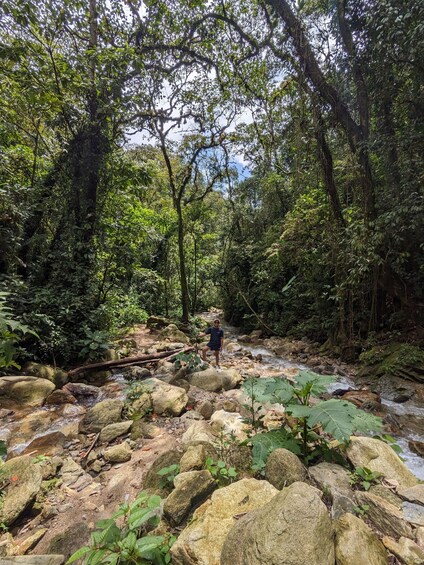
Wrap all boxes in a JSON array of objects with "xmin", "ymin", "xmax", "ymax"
[
  {"xmin": 349, "ymin": 467, "xmax": 383, "ymax": 491},
  {"xmin": 242, "ymin": 370, "xmax": 383, "ymax": 468},
  {"xmin": 204, "ymin": 457, "xmax": 238, "ymax": 486},
  {"xmin": 174, "ymin": 350, "xmax": 203, "ymax": 372},
  {"xmin": 157, "ymin": 464, "xmax": 180, "ymax": 490},
  {"xmin": 354, "ymin": 503, "xmax": 370, "ymax": 518},
  {"xmin": 124, "ymin": 382, "xmax": 153, "ymax": 420},
  {"xmin": 66, "ymin": 491, "xmax": 175, "ymax": 565}
]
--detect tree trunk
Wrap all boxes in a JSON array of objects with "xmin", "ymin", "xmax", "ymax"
[
  {"xmin": 175, "ymin": 199, "xmax": 190, "ymax": 323},
  {"xmin": 264, "ymin": 0, "xmax": 375, "ymax": 220}
]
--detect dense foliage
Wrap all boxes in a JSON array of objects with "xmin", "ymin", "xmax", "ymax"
[{"xmin": 1, "ymin": 0, "xmax": 423, "ymax": 366}]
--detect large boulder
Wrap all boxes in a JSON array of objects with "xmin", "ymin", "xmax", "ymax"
[
  {"xmin": 265, "ymin": 448, "xmax": 308, "ymax": 489},
  {"xmin": 0, "ymin": 376, "xmax": 55, "ymax": 407},
  {"xmin": 221, "ymin": 482, "xmax": 334, "ymax": 565},
  {"xmin": 187, "ymin": 367, "xmax": 243, "ymax": 393},
  {"xmin": 309, "ymin": 462, "xmax": 356, "ymax": 518},
  {"xmin": 347, "ymin": 436, "xmax": 418, "ymax": 488},
  {"xmin": 334, "ymin": 513, "xmax": 388, "ymax": 565},
  {"xmin": 143, "ymin": 378, "xmax": 188, "ymax": 416},
  {"xmin": 78, "ymin": 399, "xmax": 124, "ymax": 433},
  {"xmin": 171, "ymin": 478, "xmax": 278, "ymax": 565},
  {"xmin": 163, "ymin": 470, "xmax": 216, "ymax": 526},
  {"xmin": 159, "ymin": 324, "xmax": 190, "ymax": 344},
  {"xmin": 0, "ymin": 455, "xmax": 43, "ymax": 527},
  {"xmin": 24, "ymin": 362, "xmax": 68, "ymax": 388}
]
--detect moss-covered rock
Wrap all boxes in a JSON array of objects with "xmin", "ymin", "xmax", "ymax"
[{"xmin": 359, "ymin": 343, "xmax": 424, "ymax": 383}]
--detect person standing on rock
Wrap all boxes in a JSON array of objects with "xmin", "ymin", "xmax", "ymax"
[{"xmin": 201, "ymin": 319, "xmax": 224, "ymax": 369}]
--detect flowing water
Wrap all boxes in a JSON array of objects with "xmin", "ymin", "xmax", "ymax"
[
  {"xmin": 2, "ymin": 319, "xmax": 424, "ymax": 479},
  {"xmin": 221, "ymin": 320, "xmax": 424, "ymax": 480}
]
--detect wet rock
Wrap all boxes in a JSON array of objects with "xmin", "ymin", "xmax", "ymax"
[
  {"xmin": 121, "ymin": 366, "xmax": 152, "ymax": 380},
  {"xmin": 371, "ymin": 375, "xmax": 415, "ymax": 403},
  {"xmin": 0, "ymin": 377, "xmax": 55, "ymax": 407},
  {"xmin": 163, "ymin": 470, "xmax": 216, "ymax": 526},
  {"xmin": 409, "ymin": 439, "xmax": 424, "ymax": 457},
  {"xmin": 78, "ymin": 399, "xmax": 124, "ymax": 433},
  {"xmin": 265, "ymin": 448, "xmax": 308, "ymax": 489},
  {"xmin": 171, "ymin": 478, "xmax": 278, "ymax": 565},
  {"xmin": 341, "ymin": 390, "xmax": 381, "ymax": 408},
  {"xmin": 334, "ymin": 513, "xmax": 388, "ymax": 565},
  {"xmin": 382, "ymin": 536, "xmax": 424, "ymax": 565},
  {"xmin": 221, "ymin": 482, "xmax": 334, "ymax": 565},
  {"xmin": 21, "ymin": 431, "xmax": 66, "ymax": 457},
  {"xmin": 44, "ymin": 390, "xmax": 76, "ymax": 405},
  {"xmin": 63, "ymin": 382, "xmax": 100, "ymax": 402}
]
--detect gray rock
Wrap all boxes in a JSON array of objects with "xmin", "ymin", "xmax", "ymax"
[
  {"xmin": 334, "ymin": 512, "xmax": 388, "ymax": 565},
  {"xmin": 265, "ymin": 448, "xmax": 308, "ymax": 489},
  {"xmin": 99, "ymin": 421, "xmax": 133, "ymax": 444},
  {"xmin": 402, "ymin": 501, "xmax": 424, "ymax": 526},
  {"xmin": 398, "ymin": 484, "xmax": 424, "ymax": 506},
  {"xmin": 78, "ymin": 399, "xmax": 124, "ymax": 433},
  {"xmin": 163, "ymin": 470, "xmax": 216, "ymax": 525},
  {"xmin": 221, "ymin": 482, "xmax": 334, "ymax": 565}
]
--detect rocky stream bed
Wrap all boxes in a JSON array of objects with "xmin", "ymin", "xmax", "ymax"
[{"xmin": 1, "ymin": 314, "xmax": 424, "ymax": 564}]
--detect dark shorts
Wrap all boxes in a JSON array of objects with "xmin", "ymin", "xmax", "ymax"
[{"xmin": 207, "ymin": 342, "xmax": 220, "ymax": 351}]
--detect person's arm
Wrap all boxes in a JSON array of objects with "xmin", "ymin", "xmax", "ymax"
[
  {"xmin": 220, "ymin": 330, "xmax": 224, "ymax": 351},
  {"xmin": 198, "ymin": 327, "xmax": 211, "ymax": 338}
]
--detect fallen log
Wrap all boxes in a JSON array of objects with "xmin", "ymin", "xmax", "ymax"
[{"xmin": 68, "ymin": 346, "xmax": 194, "ymax": 377}]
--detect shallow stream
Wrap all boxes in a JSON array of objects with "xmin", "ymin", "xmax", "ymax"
[{"xmin": 222, "ymin": 320, "xmax": 424, "ymax": 480}]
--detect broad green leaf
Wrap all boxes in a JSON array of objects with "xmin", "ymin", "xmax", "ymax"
[{"xmin": 66, "ymin": 546, "xmax": 92, "ymax": 564}]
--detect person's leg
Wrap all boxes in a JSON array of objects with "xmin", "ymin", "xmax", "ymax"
[
  {"xmin": 202, "ymin": 345, "xmax": 210, "ymax": 361},
  {"xmin": 214, "ymin": 349, "xmax": 220, "ymax": 367}
]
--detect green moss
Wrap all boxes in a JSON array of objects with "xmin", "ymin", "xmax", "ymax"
[{"xmin": 359, "ymin": 343, "xmax": 424, "ymax": 381}]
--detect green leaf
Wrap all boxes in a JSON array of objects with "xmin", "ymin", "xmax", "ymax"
[
  {"xmin": 249, "ymin": 429, "xmax": 301, "ymax": 470},
  {"xmin": 66, "ymin": 546, "xmax": 92, "ymax": 564}
]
